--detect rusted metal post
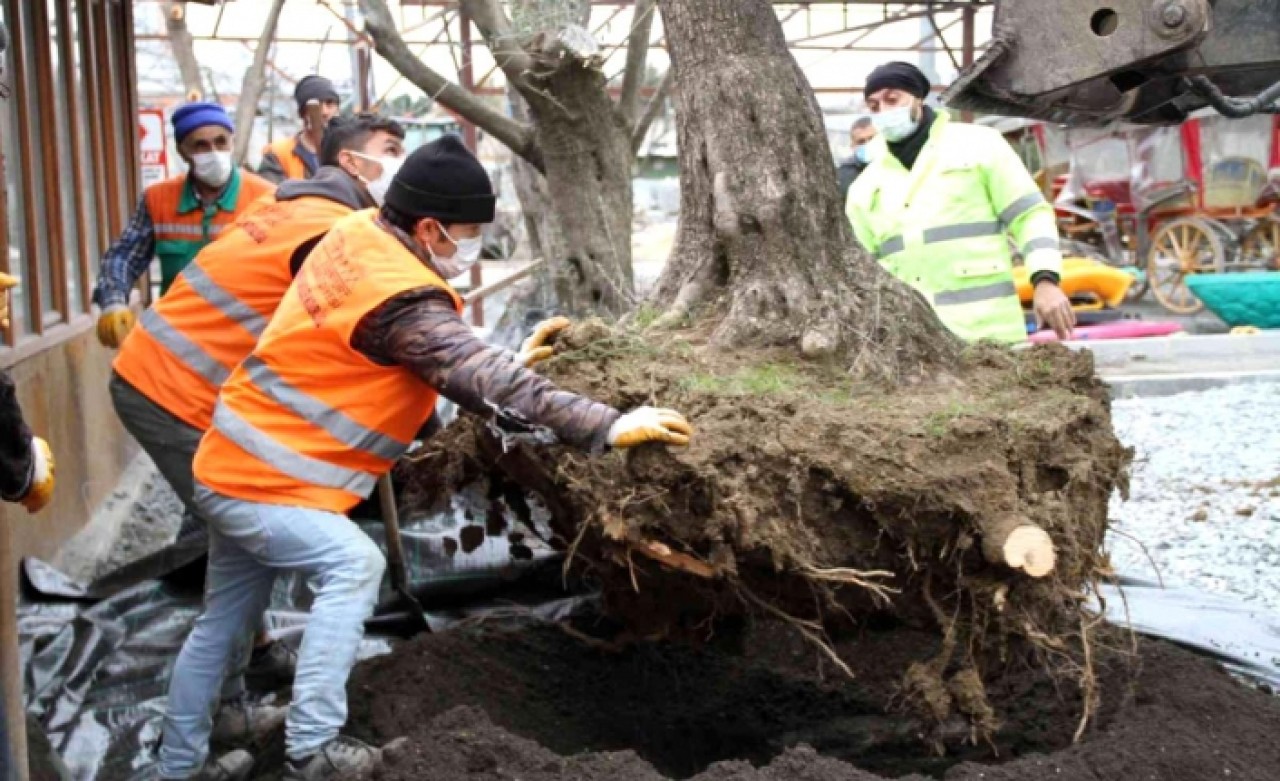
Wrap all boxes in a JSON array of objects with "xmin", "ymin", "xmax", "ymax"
[
  {"xmin": 358, "ymin": 46, "xmax": 372, "ymax": 111},
  {"xmin": 458, "ymin": 10, "xmax": 484, "ymax": 326},
  {"xmin": 960, "ymin": 2, "xmax": 976, "ymax": 121}
]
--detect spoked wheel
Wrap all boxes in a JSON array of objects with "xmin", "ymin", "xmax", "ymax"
[
  {"xmin": 1240, "ymin": 216, "xmax": 1280, "ymax": 270},
  {"xmin": 1146, "ymin": 217, "xmax": 1225, "ymax": 314}
]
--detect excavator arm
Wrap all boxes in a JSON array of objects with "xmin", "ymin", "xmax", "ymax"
[{"xmin": 943, "ymin": 0, "xmax": 1280, "ymax": 125}]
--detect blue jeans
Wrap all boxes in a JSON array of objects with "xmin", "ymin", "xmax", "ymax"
[{"xmin": 159, "ymin": 486, "xmax": 386, "ymax": 777}]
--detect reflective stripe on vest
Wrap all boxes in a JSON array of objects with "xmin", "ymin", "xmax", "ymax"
[
  {"xmin": 934, "ymin": 280, "xmax": 1018, "ymax": 307},
  {"xmin": 212, "ymin": 400, "xmax": 377, "ymax": 495},
  {"xmin": 138, "ymin": 308, "xmax": 232, "ymax": 387},
  {"xmin": 1021, "ymin": 236, "xmax": 1060, "ymax": 255},
  {"xmin": 877, "ymin": 220, "xmax": 1004, "ymax": 260},
  {"xmin": 153, "ymin": 222, "xmax": 209, "ymax": 237},
  {"xmin": 239, "ymin": 355, "xmax": 410, "ymax": 461},
  {"xmin": 192, "ymin": 209, "xmax": 462, "ymax": 512},
  {"xmin": 998, "ymin": 192, "xmax": 1045, "ymax": 227},
  {"xmin": 181, "ymin": 262, "xmax": 269, "ymax": 337}
]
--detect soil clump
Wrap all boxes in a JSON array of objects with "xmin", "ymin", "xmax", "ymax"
[{"xmin": 400, "ymin": 323, "xmax": 1131, "ymax": 734}]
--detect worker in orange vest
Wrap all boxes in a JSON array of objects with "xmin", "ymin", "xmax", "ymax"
[
  {"xmin": 258, "ymin": 76, "xmax": 341, "ymax": 184},
  {"xmin": 93, "ymin": 102, "xmax": 275, "ymax": 349},
  {"xmin": 109, "ymin": 114, "xmax": 409, "ymax": 774},
  {"xmin": 157, "ymin": 136, "xmax": 692, "ymax": 781}
]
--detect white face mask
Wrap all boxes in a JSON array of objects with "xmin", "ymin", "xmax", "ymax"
[
  {"xmin": 428, "ymin": 223, "xmax": 484, "ymax": 280},
  {"xmin": 190, "ymin": 150, "xmax": 233, "ymax": 188},
  {"xmin": 872, "ymin": 105, "xmax": 919, "ymax": 144},
  {"xmin": 351, "ymin": 152, "xmax": 404, "ymax": 207}
]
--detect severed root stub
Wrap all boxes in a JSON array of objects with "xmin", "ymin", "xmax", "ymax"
[{"xmin": 982, "ymin": 515, "xmax": 1057, "ymax": 578}]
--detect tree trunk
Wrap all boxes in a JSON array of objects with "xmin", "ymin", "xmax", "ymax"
[
  {"xmin": 232, "ymin": 0, "xmax": 287, "ymax": 166},
  {"xmin": 652, "ymin": 0, "xmax": 958, "ymax": 378},
  {"xmin": 508, "ymin": 89, "xmax": 563, "ymax": 269},
  {"xmin": 165, "ymin": 2, "xmax": 204, "ymax": 101},
  {"xmin": 520, "ymin": 58, "xmax": 636, "ymax": 316},
  {"xmin": 362, "ymin": 0, "xmax": 637, "ymax": 319}
]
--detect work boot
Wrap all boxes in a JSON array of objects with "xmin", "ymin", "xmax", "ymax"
[
  {"xmin": 283, "ymin": 736, "xmax": 404, "ymax": 781},
  {"xmin": 163, "ymin": 749, "xmax": 254, "ymax": 781},
  {"xmin": 211, "ymin": 695, "xmax": 287, "ymax": 747},
  {"xmin": 245, "ymin": 639, "xmax": 298, "ymax": 691}
]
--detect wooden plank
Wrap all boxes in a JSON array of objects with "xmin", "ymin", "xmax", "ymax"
[
  {"xmin": 31, "ymin": 0, "xmax": 70, "ymax": 321},
  {"xmin": 60, "ymin": 0, "xmax": 93, "ymax": 315},
  {"xmin": 9, "ymin": 0, "xmax": 43, "ymax": 335},
  {"xmin": 78, "ymin": 0, "xmax": 112, "ymax": 257},
  {"xmin": 93, "ymin": 0, "xmax": 124, "ymax": 239}
]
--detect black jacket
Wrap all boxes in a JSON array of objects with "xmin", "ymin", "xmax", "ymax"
[
  {"xmin": 0, "ymin": 370, "xmax": 33, "ymax": 501},
  {"xmin": 837, "ymin": 157, "xmax": 868, "ymax": 205}
]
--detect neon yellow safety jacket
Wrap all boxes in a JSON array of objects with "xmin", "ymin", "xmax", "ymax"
[{"xmin": 846, "ymin": 110, "xmax": 1062, "ymax": 344}]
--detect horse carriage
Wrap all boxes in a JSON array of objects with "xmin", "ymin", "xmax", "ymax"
[{"xmin": 1047, "ymin": 114, "xmax": 1280, "ymax": 314}]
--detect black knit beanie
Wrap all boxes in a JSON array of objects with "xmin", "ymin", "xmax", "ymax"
[
  {"xmin": 295, "ymin": 75, "xmax": 340, "ymax": 112},
  {"xmin": 865, "ymin": 62, "xmax": 931, "ymax": 99},
  {"xmin": 385, "ymin": 135, "xmax": 496, "ymax": 224}
]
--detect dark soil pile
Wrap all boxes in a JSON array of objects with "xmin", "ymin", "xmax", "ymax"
[
  {"xmin": 347, "ymin": 621, "xmax": 1280, "ymax": 781},
  {"xmin": 400, "ymin": 324, "xmax": 1131, "ymax": 732}
]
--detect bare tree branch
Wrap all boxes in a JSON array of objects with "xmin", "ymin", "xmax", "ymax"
[
  {"xmin": 459, "ymin": 0, "xmax": 535, "ymax": 87},
  {"xmin": 360, "ymin": 0, "xmax": 544, "ymax": 171},
  {"xmin": 617, "ymin": 0, "xmax": 656, "ymax": 125},
  {"xmin": 632, "ymin": 69, "xmax": 672, "ymax": 155},
  {"xmin": 232, "ymin": 0, "xmax": 287, "ymax": 165},
  {"xmin": 165, "ymin": 2, "xmax": 204, "ymax": 100}
]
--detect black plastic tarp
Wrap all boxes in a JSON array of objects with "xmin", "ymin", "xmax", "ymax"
[{"xmin": 18, "ymin": 477, "xmax": 583, "ymax": 780}]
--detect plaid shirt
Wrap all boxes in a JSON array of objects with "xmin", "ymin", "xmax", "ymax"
[{"xmin": 92, "ymin": 196, "xmax": 155, "ymax": 308}]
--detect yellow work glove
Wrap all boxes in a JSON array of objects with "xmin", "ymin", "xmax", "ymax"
[
  {"xmin": 518, "ymin": 316, "xmax": 571, "ymax": 368},
  {"xmin": 607, "ymin": 407, "xmax": 693, "ymax": 449},
  {"xmin": 96, "ymin": 304, "xmax": 136, "ymax": 349},
  {"xmin": 0, "ymin": 272, "xmax": 18, "ymax": 329},
  {"xmin": 20, "ymin": 437, "xmax": 54, "ymax": 514}
]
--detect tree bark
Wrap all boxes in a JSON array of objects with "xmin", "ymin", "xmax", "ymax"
[
  {"xmin": 508, "ymin": 89, "xmax": 564, "ymax": 268},
  {"xmin": 521, "ymin": 53, "xmax": 636, "ymax": 315},
  {"xmin": 652, "ymin": 0, "xmax": 959, "ymax": 378},
  {"xmin": 466, "ymin": 1, "xmax": 637, "ymax": 317},
  {"xmin": 165, "ymin": 2, "xmax": 204, "ymax": 101},
  {"xmin": 232, "ymin": 0, "xmax": 287, "ymax": 166},
  {"xmin": 362, "ymin": 0, "xmax": 637, "ymax": 317}
]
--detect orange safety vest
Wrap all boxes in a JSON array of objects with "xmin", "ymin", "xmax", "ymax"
[
  {"xmin": 145, "ymin": 170, "xmax": 276, "ymax": 294},
  {"xmin": 194, "ymin": 210, "xmax": 463, "ymax": 512},
  {"xmin": 263, "ymin": 137, "xmax": 311, "ymax": 181},
  {"xmin": 114, "ymin": 194, "xmax": 356, "ymax": 432}
]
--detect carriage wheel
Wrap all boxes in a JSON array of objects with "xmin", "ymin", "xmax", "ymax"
[
  {"xmin": 1240, "ymin": 216, "xmax": 1280, "ymax": 270},
  {"xmin": 1146, "ymin": 217, "xmax": 1225, "ymax": 315}
]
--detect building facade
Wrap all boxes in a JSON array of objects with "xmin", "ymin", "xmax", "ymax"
[{"xmin": 0, "ymin": 1, "xmax": 141, "ymax": 778}]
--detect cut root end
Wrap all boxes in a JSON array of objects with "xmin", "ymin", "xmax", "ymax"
[{"xmin": 983, "ymin": 518, "xmax": 1057, "ymax": 578}]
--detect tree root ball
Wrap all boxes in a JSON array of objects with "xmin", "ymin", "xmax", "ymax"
[{"xmin": 400, "ymin": 321, "xmax": 1132, "ymax": 735}]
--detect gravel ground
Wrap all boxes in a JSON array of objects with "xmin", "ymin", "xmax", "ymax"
[{"xmin": 1107, "ymin": 383, "xmax": 1280, "ymax": 609}]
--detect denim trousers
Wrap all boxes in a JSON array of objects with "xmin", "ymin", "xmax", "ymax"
[{"xmin": 158, "ymin": 485, "xmax": 385, "ymax": 777}]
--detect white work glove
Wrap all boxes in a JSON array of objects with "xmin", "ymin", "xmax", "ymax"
[
  {"xmin": 96, "ymin": 303, "xmax": 137, "ymax": 349},
  {"xmin": 516, "ymin": 316, "xmax": 571, "ymax": 368},
  {"xmin": 607, "ymin": 407, "xmax": 693, "ymax": 449},
  {"xmin": 20, "ymin": 437, "xmax": 55, "ymax": 514}
]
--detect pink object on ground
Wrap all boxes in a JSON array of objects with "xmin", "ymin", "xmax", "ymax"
[{"xmin": 1028, "ymin": 321, "xmax": 1185, "ymax": 344}]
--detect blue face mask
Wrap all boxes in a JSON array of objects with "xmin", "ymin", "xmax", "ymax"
[{"xmin": 854, "ymin": 145, "xmax": 871, "ymax": 165}]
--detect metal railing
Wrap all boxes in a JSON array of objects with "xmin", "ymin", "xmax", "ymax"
[{"xmin": 462, "ymin": 258, "xmax": 548, "ymax": 328}]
